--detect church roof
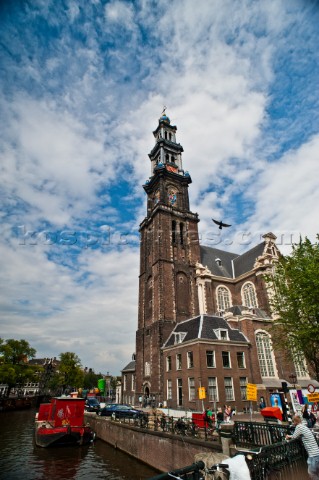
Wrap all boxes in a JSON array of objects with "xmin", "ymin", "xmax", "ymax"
[
  {"xmin": 227, "ymin": 305, "xmax": 270, "ymax": 319},
  {"xmin": 121, "ymin": 360, "xmax": 136, "ymax": 372},
  {"xmin": 200, "ymin": 241, "xmax": 266, "ymax": 278},
  {"xmin": 163, "ymin": 314, "xmax": 248, "ymax": 347}
]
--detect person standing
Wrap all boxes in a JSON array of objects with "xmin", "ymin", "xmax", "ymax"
[
  {"xmin": 216, "ymin": 407, "xmax": 224, "ymax": 430},
  {"xmin": 286, "ymin": 415, "xmax": 319, "ymax": 479}
]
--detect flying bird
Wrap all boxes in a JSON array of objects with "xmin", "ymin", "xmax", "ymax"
[{"xmin": 212, "ymin": 219, "xmax": 232, "ymax": 230}]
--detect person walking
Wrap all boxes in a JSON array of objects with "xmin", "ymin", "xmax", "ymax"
[{"xmin": 286, "ymin": 415, "xmax": 319, "ymax": 479}]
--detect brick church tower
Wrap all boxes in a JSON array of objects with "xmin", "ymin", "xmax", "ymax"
[
  {"xmin": 135, "ymin": 110, "xmax": 201, "ymax": 402},
  {"xmin": 121, "ymin": 110, "xmax": 317, "ymax": 411}
]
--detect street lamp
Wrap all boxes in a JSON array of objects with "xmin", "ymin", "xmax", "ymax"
[{"xmin": 289, "ymin": 374, "xmax": 297, "ymax": 389}]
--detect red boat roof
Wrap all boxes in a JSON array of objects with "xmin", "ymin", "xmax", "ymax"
[{"xmin": 38, "ymin": 397, "xmax": 85, "ymax": 426}]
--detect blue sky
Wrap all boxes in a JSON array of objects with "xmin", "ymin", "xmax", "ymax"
[{"xmin": 1, "ymin": 0, "xmax": 319, "ymax": 375}]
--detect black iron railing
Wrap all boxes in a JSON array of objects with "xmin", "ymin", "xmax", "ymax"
[
  {"xmin": 243, "ymin": 439, "xmax": 306, "ymax": 480},
  {"xmin": 147, "ymin": 460, "xmax": 205, "ymax": 480},
  {"xmin": 233, "ymin": 420, "xmax": 292, "ymax": 447},
  {"xmin": 111, "ymin": 413, "xmax": 219, "ymax": 442}
]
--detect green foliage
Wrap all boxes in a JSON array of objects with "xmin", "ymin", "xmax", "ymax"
[
  {"xmin": 83, "ymin": 370, "xmax": 100, "ymax": 390},
  {"xmin": 58, "ymin": 352, "xmax": 84, "ymax": 390},
  {"xmin": 267, "ymin": 236, "xmax": 319, "ymax": 380},
  {"xmin": 0, "ymin": 338, "xmax": 36, "ymax": 364},
  {"xmin": 0, "ymin": 339, "xmax": 38, "ymax": 395}
]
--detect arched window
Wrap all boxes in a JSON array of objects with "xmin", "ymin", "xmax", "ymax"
[
  {"xmin": 180, "ymin": 222, "xmax": 184, "ymax": 245},
  {"xmin": 176, "ymin": 272, "xmax": 190, "ymax": 318},
  {"xmin": 172, "ymin": 220, "xmax": 176, "ymax": 244},
  {"xmin": 145, "ymin": 276, "xmax": 152, "ymax": 323},
  {"xmin": 242, "ymin": 282, "xmax": 258, "ymax": 308},
  {"xmin": 216, "ymin": 286, "xmax": 231, "ymax": 311},
  {"xmin": 256, "ymin": 332, "xmax": 276, "ymax": 377}
]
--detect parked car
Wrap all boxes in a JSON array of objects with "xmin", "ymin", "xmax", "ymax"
[
  {"xmin": 97, "ymin": 404, "xmax": 143, "ymax": 418},
  {"xmin": 85, "ymin": 397, "xmax": 100, "ymax": 412}
]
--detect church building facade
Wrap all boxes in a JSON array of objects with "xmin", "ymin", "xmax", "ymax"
[{"xmin": 121, "ymin": 112, "xmax": 313, "ymax": 411}]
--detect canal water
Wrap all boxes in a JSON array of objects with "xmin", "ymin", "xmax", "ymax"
[{"xmin": 0, "ymin": 409, "xmax": 159, "ymax": 480}]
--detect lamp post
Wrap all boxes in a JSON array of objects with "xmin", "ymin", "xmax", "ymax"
[{"xmin": 289, "ymin": 374, "xmax": 297, "ymax": 389}]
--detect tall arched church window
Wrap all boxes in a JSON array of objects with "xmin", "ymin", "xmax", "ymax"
[
  {"xmin": 180, "ymin": 222, "xmax": 184, "ymax": 245},
  {"xmin": 242, "ymin": 282, "xmax": 258, "ymax": 308},
  {"xmin": 172, "ymin": 220, "xmax": 176, "ymax": 244},
  {"xmin": 256, "ymin": 332, "xmax": 276, "ymax": 377},
  {"xmin": 176, "ymin": 272, "xmax": 190, "ymax": 318},
  {"xmin": 216, "ymin": 286, "xmax": 231, "ymax": 312},
  {"xmin": 145, "ymin": 276, "xmax": 152, "ymax": 323}
]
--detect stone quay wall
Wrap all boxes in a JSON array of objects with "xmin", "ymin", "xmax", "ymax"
[{"xmin": 85, "ymin": 414, "xmax": 222, "ymax": 473}]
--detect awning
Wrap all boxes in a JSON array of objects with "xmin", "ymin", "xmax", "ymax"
[
  {"xmin": 260, "ymin": 378, "xmax": 291, "ymax": 388},
  {"xmin": 295, "ymin": 379, "xmax": 319, "ymax": 388}
]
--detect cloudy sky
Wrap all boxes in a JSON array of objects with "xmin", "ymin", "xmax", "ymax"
[{"xmin": 1, "ymin": 0, "xmax": 319, "ymax": 375}]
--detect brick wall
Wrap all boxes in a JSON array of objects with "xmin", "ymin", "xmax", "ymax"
[{"xmin": 86, "ymin": 415, "xmax": 221, "ymax": 473}]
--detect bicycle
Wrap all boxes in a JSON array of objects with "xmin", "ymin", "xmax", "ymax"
[
  {"xmin": 174, "ymin": 417, "xmax": 188, "ymax": 435},
  {"xmin": 184, "ymin": 418, "xmax": 200, "ymax": 438}
]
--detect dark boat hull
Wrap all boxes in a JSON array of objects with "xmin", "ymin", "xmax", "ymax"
[{"xmin": 35, "ymin": 424, "xmax": 95, "ymax": 448}]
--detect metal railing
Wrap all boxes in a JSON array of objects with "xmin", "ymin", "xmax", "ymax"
[
  {"xmin": 233, "ymin": 420, "xmax": 292, "ymax": 448},
  {"xmin": 147, "ymin": 460, "xmax": 205, "ymax": 480},
  {"xmin": 110, "ymin": 412, "xmax": 219, "ymax": 442},
  {"xmin": 243, "ymin": 439, "xmax": 307, "ymax": 480}
]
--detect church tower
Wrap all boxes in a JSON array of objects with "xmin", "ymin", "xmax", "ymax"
[{"xmin": 135, "ymin": 111, "xmax": 201, "ymax": 403}]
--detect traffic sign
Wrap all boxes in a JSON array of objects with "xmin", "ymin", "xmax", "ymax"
[
  {"xmin": 307, "ymin": 393, "xmax": 319, "ymax": 403},
  {"xmin": 308, "ymin": 384, "xmax": 316, "ymax": 393},
  {"xmin": 246, "ymin": 383, "xmax": 257, "ymax": 401},
  {"xmin": 198, "ymin": 386, "xmax": 206, "ymax": 399}
]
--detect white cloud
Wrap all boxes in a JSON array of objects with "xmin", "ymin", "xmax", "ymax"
[{"xmin": 0, "ymin": 0, "xmax": 318, "ymax": 374}]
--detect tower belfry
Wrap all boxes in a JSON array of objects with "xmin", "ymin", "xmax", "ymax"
[{"xmin": 135, "ymin": 111, "xmax": 201, "ymax": 400}]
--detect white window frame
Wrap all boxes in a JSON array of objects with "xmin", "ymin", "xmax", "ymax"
[
  {"xmin": 242, "ymin": 282, "xmax": 258, "ymax": 308},
  {"xmin": 208, "ymin": 377, "xmax": 218, "ymax": 402},
  {"xmin": 240, "ymin": 377, "xmax": 247, "ymax": 400},
  {"xmin": 256, "ymin": 331, "xmax": 277, "ymax": 378},
  {"xmin": 214, "ymin": 329, "xmax": 229, "ymax": 341},
  {"xmin": 206, "ymin": 350, "xmax": 216, "ymax": 368},
  {"xmin": 224, "ymin": 377, "xmax": 234, "ymax": 401},
  {"xmin": 167, "ymin": 379, "xmax": 172, "ymax": 400},
  {"xmin": 176, "ymin": 353, "xmax": 182, "ymax": 370},
  {"xmin": 216, "ymin": 285, "xmax": 232, "ymax": 312},
  {"xmin": 174, "ymin": 332, "xmax": 186, "ymax": 344},
  {"xmin": 187, "ymin": 351, "xmax": 194, "ymax": 369},
  {"xmin": 166, "ymin": 356, "xmax": 172, "ymax": 372},
  {"xmin": 237, "ymin": 352, "xmax": 246, "ymax": 369},
  {"xmin": 222, "ymin": 351, "xmax": 231, "ymax": 368},
  {"xmin": 188, "ymin": 377, "xmax": 196, "ymax": 401}
]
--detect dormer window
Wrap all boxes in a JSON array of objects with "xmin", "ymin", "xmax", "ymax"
[
  {"xmin": 215, "ymin": 258, "xmax": 222, "ymax": 266},
  {"xmin": 214, "ymin": 329, "xmax": 229, "ymax": 341},
  {"xmin": 174, "ymin": 332, "xmax": 186, "ymax": 344}
]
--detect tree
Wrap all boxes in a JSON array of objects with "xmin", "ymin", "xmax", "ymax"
[
  {"xmin": 58, "ymin": 352, "xmax": 84, "ymax": 393},
  {"xmin": 0, "ymin": 338, "xmax": 37, "ymax": 396},
  {"xmin": 267, "ymin": 236, "xmax": 319, "ymax": 380}
]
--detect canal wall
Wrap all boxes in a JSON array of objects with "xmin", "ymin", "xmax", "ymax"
[{"xmin": 85, "ymin": 414, "xmax": 222, "ymax": 473}]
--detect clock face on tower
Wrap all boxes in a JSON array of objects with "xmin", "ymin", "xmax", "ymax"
[{"xmin": 168, "ymin": 188, "xmax": 177, "ymax": 206}]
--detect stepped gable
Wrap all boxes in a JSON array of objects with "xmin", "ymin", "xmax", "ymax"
[{"xmin": 164, "ymin": 314, "xmax": 248, "ymax": 347}]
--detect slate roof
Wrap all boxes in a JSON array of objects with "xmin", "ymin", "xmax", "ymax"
[
  {"xmin": 227, "ymin": 305, "xmax": 270, "ymax": 319},
  {"xmin": 163, "ymin": 314, "xmax": 249, "ymax": 347},
  {"xmin": 121, "ymin": 360, "xmax": 136, "ymax": 372},
  {"xmin": 200, "ymin": 241, "xmax": 266, "ymax": 278}
]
